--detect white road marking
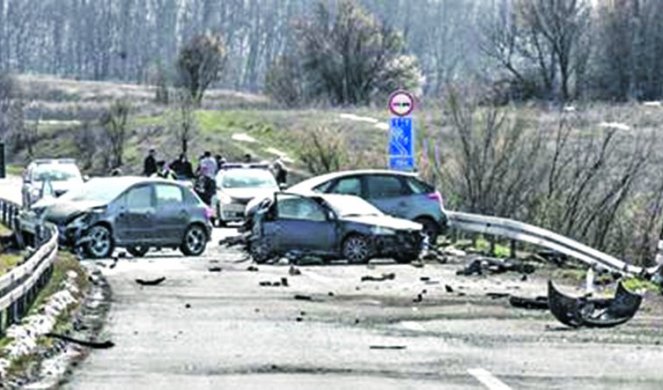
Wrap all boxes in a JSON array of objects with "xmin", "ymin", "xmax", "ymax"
[
  {"xmin": 401, "ymin": 321, "xmax": 426, "ymax": 332},
  {"xmin": 467, "ymin": 368, "xmax": 512, "ymax": 390}
]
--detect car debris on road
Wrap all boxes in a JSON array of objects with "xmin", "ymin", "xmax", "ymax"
[
  {"xmin": 135, "ymin": 277, "xmax": 166, "ymax": 286},
  {"xmin": 547, "ymin": 280, "xmax": 642, "ymax": 328}
]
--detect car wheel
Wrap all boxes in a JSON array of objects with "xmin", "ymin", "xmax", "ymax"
[
  {"xmin": 84, "ymin": 224, "xmax": 115, "ymax": 259},
  {"xmin": 415, "ymin": 217, "xmax": 439, "ymax": 247},
  {"xmin": 127, "ymin": 245, "xmax": 149, "ymax": 257},
  {"xmin": 342, "ymin": 234, "xmax": 372, "ymax": 264},
  {"xmin": 180, "ymin": 224, "xmax": 208, "ymax": 256},
  {"xmin": 249, "ymin": 237, "xmax": 273, "ymax": 264}
]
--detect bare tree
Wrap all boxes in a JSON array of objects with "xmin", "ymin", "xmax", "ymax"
[
  {"xmin": 169, "ymin": 92, "xmax": 198, "ymax": 155},
  {"xmin": 294, "ymin": 0, "xmax": 423, "ymax": 105},
  {"xmin": 176, "ymin": 33, "xmax": 227, "ymax": 104},
  {"xmin": 297, "ymin": 127, "xmax": 347, "ymax": 175},
  {"xmin": 100, "ymin": 99, "xmax": 130, "ymax": 169}
]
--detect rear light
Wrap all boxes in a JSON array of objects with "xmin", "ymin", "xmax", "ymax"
[
  {"xmin": 427, "ymin": 191, "xmax": 445, "ymax": 209},
  {"xmin": 204, "ymin": 206, "xmax": 214, "ymax": 220}
]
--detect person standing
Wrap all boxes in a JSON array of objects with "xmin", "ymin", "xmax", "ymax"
[
  {"xmin": 171, "ymin": 154, "xmax": 194, "ymax": 180},
  {"xmin": 199, "ymin": 151, "xmax": 218, "ymax": 179},
  {"xmin": 143, "ymin": 149, "xmax": 157, "ymax": 176},
  {"xmin": 272, "ymin": 159, "xmax": 288, "ymax": 187}
]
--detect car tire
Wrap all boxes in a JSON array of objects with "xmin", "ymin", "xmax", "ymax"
[
  {"xmin": 415, "ymin": 217, "xmax": 439, "ymax": 247},
  {"xmin": 127, "ymin": 245, "xmax": 149, "ymax": 257},
  {"xmin": 84, "ymin": 224, "xmax": 115, "ymax": 259},
  {"xmin": 249, "ymin": 237, "xmax": 273, "ymax": 264},
  {"xmin": 342, "ymin": 234, "xmax": 372, "ymax": 264},
  {"xmin": 180, "ymin": 224, "xmax": 208, "ymax": 256}
]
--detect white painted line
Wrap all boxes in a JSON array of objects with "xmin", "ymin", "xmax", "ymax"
[
  {"xmin": 401, "ymin": 321, "xmax": 426, "ymax": 332},
  {"xmin": 467, "ymin": 368, "xmax": 512, "ymax": 390}
]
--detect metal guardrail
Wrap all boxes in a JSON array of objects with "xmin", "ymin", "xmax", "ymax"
[
  {"xmin": 0, "ymin": 198, "xmax": 57, "ymax": 334},
  {"xmin": 448, "ymin": 211, "xmax": 660, "ymax": 277}
]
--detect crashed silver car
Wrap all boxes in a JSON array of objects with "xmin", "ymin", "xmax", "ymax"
[{"xmin": 244, "ymin": 192, "xmax": 424, "ymax": 264}]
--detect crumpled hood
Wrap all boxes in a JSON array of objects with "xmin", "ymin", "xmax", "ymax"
[
  {"xmin": 341, "ymin": 215, "xmax": 422, "ymax": 231},
  {"xmin": 43, "ymin": 200, "xmax": 106, "ymax": 225},
  {"xmin": 222, "ymin": 187, "xmax": 277, "ymax": 202}
]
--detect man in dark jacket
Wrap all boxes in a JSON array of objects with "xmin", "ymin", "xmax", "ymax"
[
  {"xmin": 171, "ymin": 154, "xmax": 194, "ymax": 179},
  {"xmin": 143, "ymin": 149, "xmax": 157, "ymax": 176}
]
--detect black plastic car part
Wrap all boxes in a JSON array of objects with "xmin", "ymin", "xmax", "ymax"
[{"xmin": 547, "ymin": 280, "xmax": 642, "ymax": 328}]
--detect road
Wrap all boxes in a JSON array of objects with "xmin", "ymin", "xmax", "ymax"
[
  {"xmin": 61, "ymin": 227, "xmax": 663, "ymax": 390},
  {"xmin": 3, "ymin": 179, "xmax": 663, "ymax": 389}
]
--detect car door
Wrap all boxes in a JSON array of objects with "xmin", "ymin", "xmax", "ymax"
[
  {"xmin": 154, "ymin": 184, "xmax": 188, "ymax": 244},
  {"xmin": 363, "ymin": 174, "xmax": 413, "ymax": 219},
  {"xmin": 114, "ymin": 184, "xmax": 155, "ymax": 244},
  {"xmin": 269, "ymin": 194, "xmax": 337, "ymax": 254}
]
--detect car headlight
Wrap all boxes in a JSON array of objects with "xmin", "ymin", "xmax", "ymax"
[{"xmin": 371, "ymin": 226, "xmax": 396, "ymax": 235}]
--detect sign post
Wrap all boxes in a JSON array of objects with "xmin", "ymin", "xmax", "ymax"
[
  {"xmin": 387, "ymin": 90, "xmax": 415, "ymax": 171},
  {"xmin": 0, "ymin": 142, "xmax": 5, "ymax": 179}
]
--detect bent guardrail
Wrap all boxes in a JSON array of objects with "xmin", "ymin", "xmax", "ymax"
[
  {"xmin": 447, "ymin": 211, "xmax": 660, "ymax": 277},
  {"xmin": 0, "ymin": 198, "xmax": 57, "ymax": 335}
]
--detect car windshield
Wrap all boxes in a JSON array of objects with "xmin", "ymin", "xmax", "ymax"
[
  {"xmin": 324, "ymin": 195, "xmax": 383, "ymax": 217},
  {"xmin": 31, "ymin": 163, "xmax": 81, "ymax": 182},
  {"xmin": 60, "ymin": 178, "xmax": 133, "ymax": 203},
  {"xmin": 219, "ymin": 169, "xmax": 277, "ymax": 189}
]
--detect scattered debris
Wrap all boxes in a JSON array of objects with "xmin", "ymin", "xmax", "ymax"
[
  {"xmin": 413, "ymin": 294, "xmax": 423, "ymax": 303},
  {"xmin": 445, "ymin": 285, "xmax": 454, "ymax": 293},
  {"xmin": 289, "ymin": 266, "xmax": 301, "ymax": 276},
  {"xmin": 521, "ymin": 274, "xmax": 528, "ymax": 282},
  {"xmin": 247, "ymin": 265, "xmax": 259, "ymax": 272},
  {"xmin": 327, "ymin": 291, "xmax": 335, "ymax": 297},
  {"xmin": 369, "ymin": 345, "xmax": 406, "ymax": 350},
  {"xmin": 457, "ymin": 257, "xmax": 536, "ymax": 276},
  {"xmin": 44, "ymin": 333, "xmax": 114, "ymax": 349},
  {"xmin": 410, "ymin": 261, "xmax": 424, "ymax": 268},
  {"xmin": 259, "ymin": 281, "xmax": 272, "ymax": 287},
  {"xmin": 281, "ymin": 277, "xmax": 289, "ymax": 287},
  {"xmin": 548, "ymin": 280, "xmax": 642, "ymax": 328},
  {"xmin": 208, "ymin": 267, "xmax": 222, "ymax": 272},
  {"xmin": 135, "ymin": 277, "xmax": 166, "ymax": 286},
  {"xmin": 185, "ymin": 303, "xmax": 191, "ymax": 309},
  {"xmin": 295, "ymin": 317, "xmax": 303, "ymax": 322},
  {"xmin": 294, "ymin": 294, "xmax": 312, "ymax": 301},
  {"xmin": 361, "ymin": 273, "xmax": 396, "ymax": 282},
  {"xmin": 420, "ymin": 277, "xmax": 431, "ymax": 282},
  {"xmin": 509, "ymin": 295, "xmax": 549, "ymax": 310},
  {"xmin": 486, "ymin": 292, "xmax": 509, "ymax": 299}
]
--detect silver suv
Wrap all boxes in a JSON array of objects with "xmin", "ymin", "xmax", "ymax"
[{"xmin": 21, "ymin": 159, "xmax": 84, "ymax": 207}]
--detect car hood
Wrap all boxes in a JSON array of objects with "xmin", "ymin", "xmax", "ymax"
[
  {"xmin": 222, "ymin": 187, "xmax": 277, "ymax": 202},
  {"xmin": 43, "ymin": 201, "xmax": 106, "ymax": 224},
  {"xmin": 341, "ymin": 215, "xmax": 422, "ymax": 231}
]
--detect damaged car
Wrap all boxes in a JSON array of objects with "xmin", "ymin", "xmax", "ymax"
[
  {"xmin": 244, "ymin": 192, "xmax": 424, "ymax": 264},
  {"xmin": 33, "ymin": 177, "xmax": 213, "ymax": 258}
]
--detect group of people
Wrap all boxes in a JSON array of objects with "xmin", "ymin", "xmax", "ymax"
[{"xmin": 141, "ymin": 148, "xmax": 288, "ymax": 205}]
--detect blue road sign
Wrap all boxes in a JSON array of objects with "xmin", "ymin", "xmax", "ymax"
[{"xmin": 389, "ymin": 116, "xmax": 415, "ymax": 171}]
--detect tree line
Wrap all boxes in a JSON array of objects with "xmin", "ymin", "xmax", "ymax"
[{"xmin": 1, "ymin": 0, "xmax": 661, "ymax": 104}]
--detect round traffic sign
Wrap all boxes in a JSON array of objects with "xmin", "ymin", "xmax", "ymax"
[{"xmin": 388, "ymin": 90, "xmax": 415, "ymax": 117}]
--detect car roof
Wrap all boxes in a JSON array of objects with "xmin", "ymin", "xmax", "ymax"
[
  {"xmin": 289, "ymin": 169, "xmax": 419, "ymax": 191},
  {"xmin": 88, "ymin": 176, "xmax": 188, "ymax": 187}
]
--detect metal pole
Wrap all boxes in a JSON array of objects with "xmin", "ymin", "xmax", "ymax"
[{"xmin": 0, "ymin": 142, "xmax": 5, "ymax": 179}]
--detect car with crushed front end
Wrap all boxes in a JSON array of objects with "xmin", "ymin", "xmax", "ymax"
[
  {"xmin": 32, "ymin": 176, "xmax": 213, "ymax": 258},
  {"xmin": 211, "ymin": 163, "xmax": 280, "ymax": 227},
  {"xmin": 285, "ymin": 170, "xmax": 447, "ymax": 243},
  {"xmin": 21, "ymin": 158, "xmax": 84, "ymax": 208},
  {"xmin": 246, "ymin": 192, "xmax": 424, "ymax": 264}
]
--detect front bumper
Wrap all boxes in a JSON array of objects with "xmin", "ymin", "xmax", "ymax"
[
  {"xmin": 373, "ymin": 231, "xmax": 424, "ymax": 256},
  {"xmin": 217, "ymin": 202, "xmax": 248, "ymax": 222}
]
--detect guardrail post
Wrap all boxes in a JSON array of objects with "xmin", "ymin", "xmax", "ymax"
[
  {"xmin": 510, "ymin": 240, "xmax": 516, "ymax": 259},
  {"xmin": 489, "ymin": 235, "xmax": 496, "ymax": 256}
]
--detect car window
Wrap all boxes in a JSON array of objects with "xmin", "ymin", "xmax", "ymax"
[
  {"xmin": 312, "ymin": 180, "xmax": 334, "ymax": 193},
  {"xmin": 277, "ymin": 195, "xmax": 327, "ymax": 222},
  {"xmin": 366, "ymin": 175, "xmax": 409, "ymax": 199},
  {"xmin": 30, "ymin": 163, "xmax": 81, "ymax": 182},
  {"xmin": 125, "ymin": 186, "xmax": 152, "ymax": 210},
  {"xmin": 406, "ymin": 177, "xmax": 434, "ymax": 194},
  {"xmin": 156, "ymin": 185, "xmax": 183, "ymax": 206},
  {"xmin": 329, "ymin": 177, "xmax": 361, "ymax": 196}
]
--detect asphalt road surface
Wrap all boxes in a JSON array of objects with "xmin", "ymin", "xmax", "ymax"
[
  {"xmin": 3, "ymin": 180, "xmax": 663, "ymax": 389},
  {"xmin": 60, "ymin": 227, "xmax": 663, "ymax": 390}
]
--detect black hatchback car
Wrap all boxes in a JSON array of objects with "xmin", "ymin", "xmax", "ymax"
[
  {"xmin": 33, "ymin": 177, "xmax": 213, "ymax": 258},
  {"xmin": 246, "ymin": 192, "xmax": 424, "ymax": 264}
]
